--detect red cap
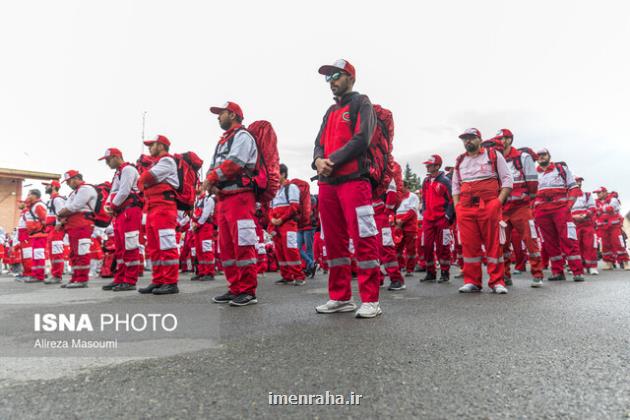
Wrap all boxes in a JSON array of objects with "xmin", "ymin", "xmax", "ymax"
[
  {"xmin": 593, "ymin": 187, "xmax": 608, "ymax": 194},
  {"xmin": 423, "ymin": 154, "xmax": 443, "ymax": 167},
  {"xmin": 143, "ymin": 134, "xmax": 171, "ymax": 147},
  {"xmin": 61, "ymin": 170, "xmax": 81, "ymax": 183},
  {"xmin": 459, "ymin": 128, "xmax": 482, "ymax": 139},
  {"xmin": 318, "ymin": 59, "xmax": 356, "ymax": 78},
  {"xmin": 98, "ymin": 147, "xmax": 123, "ymax": 161},
  {"xmin": 209, "ymin": 101, "xmax": 244, "ymax": 120},
  {"xmin": 42, "ymin": 180, "xmax": 61, "ymax": 188},
  {"xmin": 494, "ymin": 128, "xmax": 513, "ymax": 139},
  {"xmin": 575, "ymin": 176, "xmax": 584, "ymax": 182}
]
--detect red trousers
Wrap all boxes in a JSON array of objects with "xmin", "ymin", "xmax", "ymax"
[
  {"xmin": 195, "ymin": 223, "xmax": 216, "ymax": 276},
  {"xmin": 422, "ymin": 218, "xmax": 452, "ymax": 274},
  {"xmin": 600, "ymin": 224, "xmax": 628, "ymax": 263},
  {"xmin": 47, "ymin": 229, "xmax": 65, "ymax": 278},
  {"xmin": 273, "ymin": 221, "xmax": 305, "ymax": 281},
  {"xmin": 146, "ymin": 205, "xmax": 179, "ymax": 285},
  {"xmin": 319, "ymin": 180, "xmax": 380, "ymax": 303},
  {"xmin": 18, "ymin": 228, "xmax": 33, "ymax": 276},
  {"xmin": 510, "ymin": 229, "xmax": 528, "ymax": 271},
  {"xmin": 396, "ymin": 226, "xmax": 417, "ymax": 273},
  {"xmin": 66, "ymin": 226, "xmax": 93, "ymax": 283},
  {"xmin": 415, "ymin": 227, "xmax": 427, "ymax": 270},
  {"xmin": 30, "ymin": 236, "xmax": 47, "ymax": 281},
  {"xmin": 114, "ymin": 206, "xmax": 142, "ymax": 285},
  {"xmin": 535, "ymin": 207, "xmax": 583, "ymax": 275},
  {"xmin": 456, "ymin": 198, "xmax": 505, "ymax": 288},
  {"xmin": 216, "ymin": 192, "xmax": 258, "ymax": 296},
  {"xmin": 255, "ymin": 225, "xmax": 267, "ymax": 274},
  {"xmin": 576, "ymin": 222, "xmax": 598, "ymax": 268},
  {"xmin": 375, "ymin": 210, "xmax": 403, "ymax": 283},
  {"xmin": 313, "ymin": 231, "xmax": 328, "ymax": 271},
  {"xmin": 502, "ymin": 205, "xmax": 543, "ymax": 279}
]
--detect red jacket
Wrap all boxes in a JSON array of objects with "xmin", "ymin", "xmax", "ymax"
[
  {"xmin": 313, "ymin": 92, "xmax": 376, "ymax": 184},
  {"xmin": 421, "ymin": 171, "xmax": 453, "ymax": 222}
]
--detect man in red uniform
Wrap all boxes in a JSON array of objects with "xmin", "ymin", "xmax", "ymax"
[
  {"xmin": 57, "ymin": 170, "xmax": 97, "ymax": 288},
  {"xmin": 395, "ymin": 185, "xmax": 420, "ymax": 276},
  {"xmin": 99, "ymin": 147, "xmax": 143, "ymax": 291},
  {"xmin": 313, "ymin": 59, "xmax": 381, "ymax": 318},
  {"xmin": 191, "ymin": 190, "xmax": 216, "ymax": 281},
  {"xmin": 420, "ymin": 154, "xmax": 454, "ymax": 283},
  {"xmin": 494, "ymin": 129, "xmax": 545, "ymax": 287},
  {"xmin": 594, "ymin": 187, "xmax": 629, "ymax": 270},
  {"xmin": 534, "ymin": 148, "xmax": 585, "ymax": 281},
  {"xmin": 22, "ymin": 190, "xmax": 48, "ymax": 283},
  {"xmin": 269, "ymin": 164, "xmax": 306, "ymax": 286},
  {"xmin": 572, "ymin": 177, "xmax": 599, "ymax": 275},
  {"xmin": 452, "ymin": 128, "xmax": 513, "ymax": 294},
  {"xmin": 43, "ymin": 180, "xmax": 66, "ymax": 284},
  {"xmin": 206, "ymin": 101, "xmax": 259, "ymax": 306},
  {"xmin": 137, "ymin": 135, "xmax": 181, "ymax": 294}
]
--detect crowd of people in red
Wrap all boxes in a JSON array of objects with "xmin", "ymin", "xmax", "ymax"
[{"xmin": 2, "ymin": 59, "xmax": 628, "ymax": 318}]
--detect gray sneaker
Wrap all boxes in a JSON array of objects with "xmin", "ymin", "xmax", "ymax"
[
  {"xmin": 531, "ymin": 278, "xmax": 543, "ymax": 288},
  {"xmin": 355, "ymin": 302, "xmax": 383, "ymax": 318},
  {"xmin": 44, "ymin": 277, "xmax": 62, "ymax": 284},
  {"xmin": 492, "ymin": 285, "xmax": 508, "ymax": 294},
  {"xmin": 65, "ymin": 282, "xmax": 88, "ymax": 289},
  {"xmin": 458, "ymin": 283, "xmax": 482, "ymax": 293},
  {"xmin": 315, "ymin": 300, "xmax": 357, "ymax": 314}
]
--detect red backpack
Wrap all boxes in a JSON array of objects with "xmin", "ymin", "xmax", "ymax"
[
  {"xmin": 391, "ymin": 161, "xmax": 405, "ymax": 207},
  {"xmin": 244, "ymin": 121, "xmax": 280, "ymax": 203},
  {"xmin": 348, "ymin": 101, "xmax": 395, "ymax": 199},
  {"xmin": 86, "ymin": 183, "xmax": 113, "ymax": 228},
  {"xmin": 284, "ymin": 179, "xmax": 312, "ymax": 229},
  {"xmin": 173, "ymin": 152, "xmax": 204, "ymax": 211},
  {"xmin": 455, "ymin": 147, "xmax": 501, "ymax": 185}
]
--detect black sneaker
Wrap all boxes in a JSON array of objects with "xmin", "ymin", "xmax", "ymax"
[
  {"xmin": 138, "ymin": 283, "xmax": 161, "ymax": 294},
  {"xmin": 547, "ymin": 273, "xmax": 566, "ymax": 281},
  {"xmin": 504, "ymin": 277, "xmax": 513, "ymax": 286},
  {"xmin": 421, "ymin": 272, "xmax": 437, "ymax": 282},
  {"xmin": 573, "ymin": 275, "xmax": 585, "ymax": 282},
  {"xmin": 113, "ymin": 283, "xmax": 136, "ymax": 291},
  {"xmin": 202, "ymin": 274, "xmax": 215, "ymax": 281},
  {"xmin": 212, "ymin": 292, "xmax": 236, "ymax": 304},
  {"xmin": 190, "ymin": 274, "xmax": 203, "ymax": 281},
  {"xmin": 102, "ymin": 281, "xmax": 118, "ymax": 291},
  {"xmin": 275, "ymin": 278, "xmax": 291, "ymax": 285},
  {"xmin": 229, "ymin": 294, "xmax": 258, "ymax": 306},
  {"xmin": 152, "ymin": 284, "xmax": 179, "ymax": 295},
  {"xmin": 438, "ymin": 271, "xmax": 450, "ymax": 283},
  {"xmin": 387, "ymin": 281, "xmax": 406, "ymax": 291}
]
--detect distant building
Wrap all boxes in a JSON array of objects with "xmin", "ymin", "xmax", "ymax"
[{"xmin": 0, "ymin": 168, "xmax": 61, "ymax": 233}]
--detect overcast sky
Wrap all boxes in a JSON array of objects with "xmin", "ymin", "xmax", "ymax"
[{"xmin": 2, "ymin": 0, "xmax": 629, "ymax": 214}]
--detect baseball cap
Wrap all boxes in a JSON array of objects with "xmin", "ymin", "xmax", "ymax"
[
  {"xmin": 143, "ymin": 134, "xmax": 171, "ymax": 147},
  {"xmin": 593, "ymin": 187, "xmax": 608, "ymax": 194},
  {"xmin": 458, "ymin": 128, "xmax": 482, "ymax": 139},
  {"xmin": 423, "ymin": 154, "xmax": 443, "ymax": 166},
  {"xmin": 494, "ymin": 128, "xmax": 513, "ymax": 139},
  {"xmin": 536, "ymin": 148, "xmax": 550, "ymax": 155},
  {"xmin": 318, "ymin": 59, "xmax": 356, "ymax": 78},
  {"xmin": 575, "ymin": 176, "xmax": 584, "ymax": 182},
  {"xmin": 209, "ymin": 101, "xmax": 244, "ymax": 120},
  {"xmin": 98, "ymin": 147, "xmax": 123, "ymax": 161},
  {"xmin": 61, "ymin": 170, "xmax": 81, "ymax": 183},
  {"xmin": 42, "ymin": 180, "xmax": 61, "ymax": 188}
]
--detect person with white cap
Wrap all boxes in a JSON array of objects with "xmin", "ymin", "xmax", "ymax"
[
  {"xmin": 452, "ymin": 128, "xmax": 513, "ymax": 294},
  {"xmin": 43, "ymin": 180, "xmax": 66, "ymax": 284},
  {"xmin": 572, "ymin": 177, "xmax": 599, "ymax": 275}
]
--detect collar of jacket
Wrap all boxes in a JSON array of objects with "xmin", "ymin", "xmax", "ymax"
[
  {"xmin": 333, "ymin": 91, "xmax": 359, "ymax": 107},
  {"xmin": 218, "ymin": 124, "xmax": 244, "ymax": 145},
  {"xmin": 536, "ymin": 162, "xmax": 555, "ymax": 173}
]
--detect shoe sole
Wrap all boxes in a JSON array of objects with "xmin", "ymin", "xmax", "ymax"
[
  {"xmin": 113, "ymin": 287, "xmax": 136, "ymax": 292},
  {"xmin": 459, "ymin": 289, "xmax": 481, "ymax": 293},
  {"xmin": 531, "ymin": 282, "xmax": 543, "ymax": 288},
  {"xmin": 356, "ymin": 308, "xmax": 383, "ymax": 318},
  {"xmin": 229, "ymin": 299, "xmax": 258, "ymax": 307},
  {"xmin": 152, "ymin": 290, "xmax": 179, "ymax": 295},
  {"xmin": 315, "ymin": 305, "xmax": 357, "ymax": 314},
  {"xmin": 212, "ymin": 298, "xmax": 233, "ymax": 304},
  {"xmin": 387, "ymin": 285, "xmax": 406, "ymax": 291}
]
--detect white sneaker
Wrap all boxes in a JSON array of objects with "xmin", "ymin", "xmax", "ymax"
[
  {"xmin": 602, "ymin": 262, "xmax": 614, "ymax": 271},
  {"xmin": 531, "ymin": 278, "xmax": 543, "ymax": 288},
  {"xmin": 355, "ymin": 302, "xmax": 383, "ymax": 318},
  {"xmin": 315, "ymin": 300, "xmax": 357, "ymax": 314},
  {"xmin": 458, "ymin": 283, "xmax": 481, "ymax": 293},
  {"xmin": 588, "ymin": 268, "xmax": 599, "ymax": 276},
  {"xmin": 493, "ymin": 285, "xmax": 508, "ymax": 294}
]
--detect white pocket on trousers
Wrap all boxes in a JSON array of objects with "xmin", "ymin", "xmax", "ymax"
[
  {"xmin": 499, "ymin": 221, "xmax": 508, "ymax": 245},
  {"xmin": 202, "ymin": 239, "xmax": 213, "ymax": 253},
  {"xmin": 191, "ymin": 247, "xmax": 196, "ymax": 256},
  {"xmin": 323, "ymin": 246, "xmax": 327, "ymax": 257},
  {"xmin": 382, "ymin": 227, "xmax": 394, "ymax": 246},
  {"xmin": 124, "ymin": 230, "xmax": 140, "ymax": 251},
  {"xmin": 286, "ymin": 231, "xmax": 298, "ymax": 249},
  {"xmin": 158, "ymin": 229, "xmax": 177, "ymax": 250},
  {"xmin": 567, "ymin": 222, "xmax": 577, "ymax": 240},
  {"xmin": 51, "ymin": 241, "xmax": 64, "ymax": 255},
  {"xmin": 22, "ymin": 247, "xmax": 33, "ymax": 259},
  {"xmin": 593, "ymin": 235, "xmax": 598, "ymax": 249},
  {"xmin": 529, "ymin": 220, "xmax": 538, "ymax": 239},
  {"xmin": 356, "ymin": 205, "xmax": 378, "ymax": 238},
  {"xmin": 442, "ymin": 229, "xmax": 452, "ymax": 246},
  {"xmin": 619, "ymin": 235, "xmax": 625, "ymax": 248},
  {"xmin": 78, "ymin": 238, "xmax": 92, "ymax": 256},
  {"xmin": 33, "ymin": 248, "xmax": 45, "ymax": 260},
  {"xmin": 237, "ymin": 219, "xmax": 257, "ymax": 246}
]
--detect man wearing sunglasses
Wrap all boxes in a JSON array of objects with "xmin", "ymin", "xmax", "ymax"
[
  {"xmin": 312, "ymin": 59, "xmax": 382, "ymax": 318},
  {"xmin": 534, "ymin": 148, "xmax": 585, "ymax": 282}
]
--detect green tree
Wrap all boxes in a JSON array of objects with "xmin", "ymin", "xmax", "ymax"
[{"xmin": 403, "ymin": 163, "xmax": 421, "ymax": 192}]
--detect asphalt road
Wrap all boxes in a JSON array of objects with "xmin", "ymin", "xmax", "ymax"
[{"xmin": 1, "ymin": 266, "xmax": 629, "ymax": 419}]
